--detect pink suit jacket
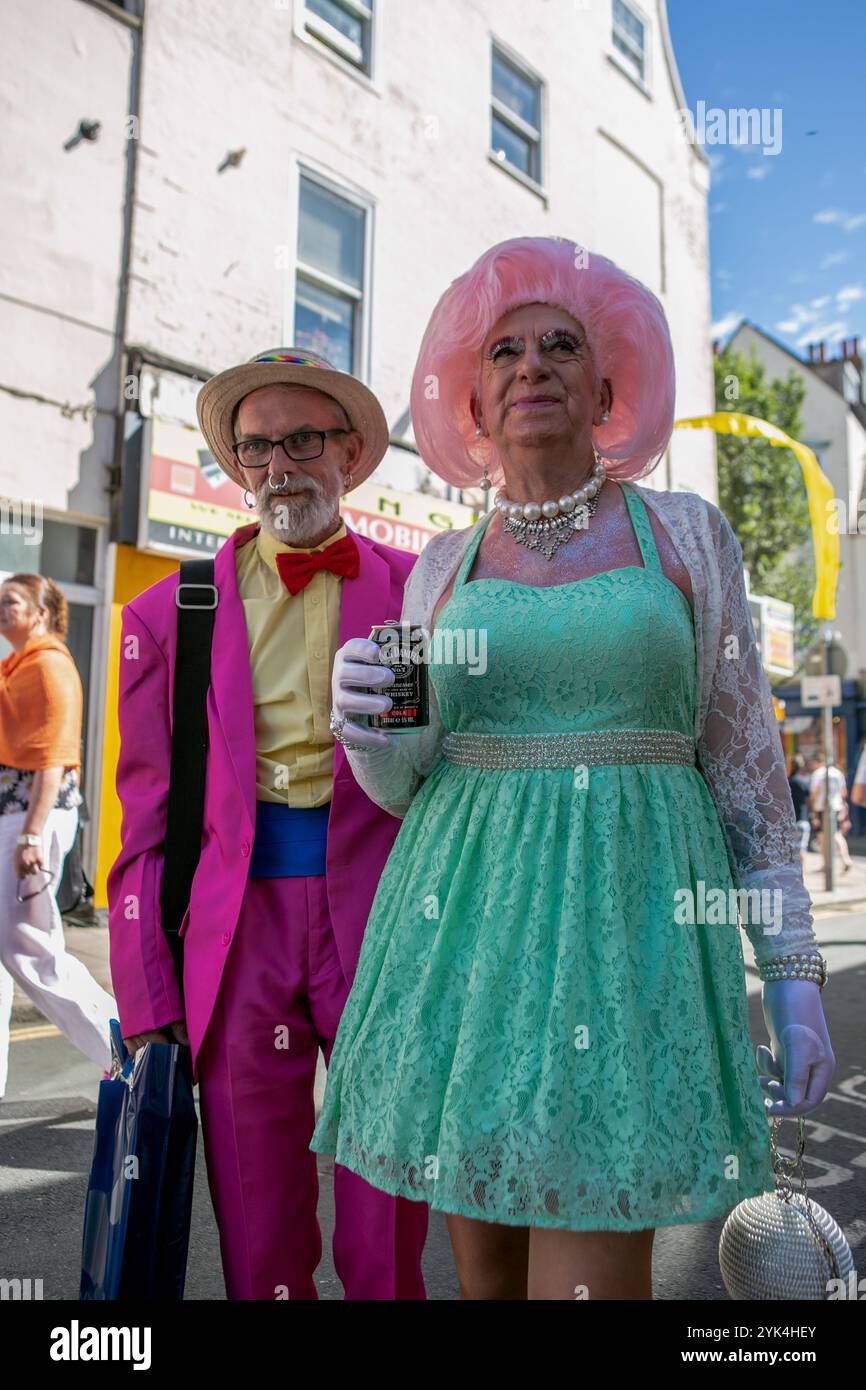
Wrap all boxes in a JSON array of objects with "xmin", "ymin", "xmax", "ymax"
[{"xmin": 107, "ymin": 522, "xmax": 416, "ymax": 1082}]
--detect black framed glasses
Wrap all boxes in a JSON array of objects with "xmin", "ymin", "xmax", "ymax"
[{"xmin": 231, "ymin": 429, "xmax": 349, "ymax": 468}]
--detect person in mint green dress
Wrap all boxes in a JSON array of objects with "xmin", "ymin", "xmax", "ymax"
[{"xmin": 313, "ymin": 237, "xmax": 834, "ymax": 1300}]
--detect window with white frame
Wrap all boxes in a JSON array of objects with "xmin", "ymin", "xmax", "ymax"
[
  {"xmin": 611, "ymin": 0, "xmax": 647, "ymax": 84},
  {"xmin": 295, "ymin": 175, "xmax": 368, "ymax": 374},
  {"xmin": 490, "ymin": 45, "xmax": 543, "ymax": 187},
  {"xmin": 304, "ymin": 0, "xmax": 373, "ymax": 74}
]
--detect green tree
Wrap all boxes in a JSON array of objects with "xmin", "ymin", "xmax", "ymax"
[{"xmin": 713, "ymin": 344, "xmax": 818, "ymax": 669}]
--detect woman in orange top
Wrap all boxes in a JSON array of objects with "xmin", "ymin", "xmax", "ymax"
[{"xmin": 0, "ymin": 575, "xmax": 114, "ymax": 1099}]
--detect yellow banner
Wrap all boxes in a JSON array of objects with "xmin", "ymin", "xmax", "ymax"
[{"xmin": 674, "ymin": 412, "xmax": 839, "ymax": 619}]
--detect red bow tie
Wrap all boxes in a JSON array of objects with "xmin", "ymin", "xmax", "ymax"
[{"xmin": 274, "ymin": 532, "xmax": 360, "ymax": 595}]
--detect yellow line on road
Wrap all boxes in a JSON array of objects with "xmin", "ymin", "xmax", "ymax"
[{"xmin": 10, "ymin": 1024, "xmax": 61, "ymax": 1042}]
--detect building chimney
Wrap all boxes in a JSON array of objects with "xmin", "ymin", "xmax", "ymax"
[
  {"xmin": 807, "ymin": 343, "xmax": 815, "ymax": 363},
  {"xmin": 818, "ymin": 341, "xmax": 827, "ymax": 364}
]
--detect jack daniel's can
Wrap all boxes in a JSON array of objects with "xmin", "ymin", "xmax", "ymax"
[{"xmin": 367, "ymin": 620, "xmax": 429, "ymax": 731}]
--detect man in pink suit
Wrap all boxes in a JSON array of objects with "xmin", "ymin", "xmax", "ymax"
[{"xmin": 107, "ymin": 349, "xmax": 428, "ymax": 1300}]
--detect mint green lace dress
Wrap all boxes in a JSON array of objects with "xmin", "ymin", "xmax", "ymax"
[{"xmin": 311, "ymin": 482, "xmax": 774, "ymax": 1230}]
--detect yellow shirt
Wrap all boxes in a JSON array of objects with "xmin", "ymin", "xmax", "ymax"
[{"xmin": 235, "ymin": 522, "xmax": 347, "ymax": 806}]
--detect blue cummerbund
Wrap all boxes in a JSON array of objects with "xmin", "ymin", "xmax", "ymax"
[{"xmin": 248, "ymin": 801, "xmax": 330, "ymax": 878}]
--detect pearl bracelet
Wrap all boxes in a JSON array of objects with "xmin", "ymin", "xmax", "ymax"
[{"xmin": 756, "ymin": 950, "xmax": 828, "ymax": 990}]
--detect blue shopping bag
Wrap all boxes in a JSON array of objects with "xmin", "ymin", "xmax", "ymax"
[{"xmin": 80, "ymin": 1019, "xmax": 197, "ymax": 1300}]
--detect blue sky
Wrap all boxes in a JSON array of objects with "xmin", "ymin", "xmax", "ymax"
[{"xmin": 666, "ymin": 0, "xmax": 865, "ymax": 358}]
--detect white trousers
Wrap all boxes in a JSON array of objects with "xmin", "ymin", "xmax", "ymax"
[{"xmin": 0, "ymin": 807, "xmax": 115, "ymax": 1097}]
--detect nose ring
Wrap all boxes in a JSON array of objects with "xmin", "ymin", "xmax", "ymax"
[{"xmin": 268, "ymin": 472, "xmax": 290, "ymax": 491}]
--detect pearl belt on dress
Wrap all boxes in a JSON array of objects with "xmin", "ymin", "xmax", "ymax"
[{"xmin": 441, "ymin": 728, "xmax": 697, "ymax": 770}]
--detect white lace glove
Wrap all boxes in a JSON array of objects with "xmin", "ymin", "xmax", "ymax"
[
  {"xmin": 330, "ymin": 638, "xmax": 395, "ymax": 751},
  {"xmin": 756, "ymin": 979, "xmax": 835, "ymax": 1116}
]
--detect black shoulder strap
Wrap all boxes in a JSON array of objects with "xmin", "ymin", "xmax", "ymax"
[{"xmin": 159, "ymin": 558, "xmax": 218, "ymax": 995}]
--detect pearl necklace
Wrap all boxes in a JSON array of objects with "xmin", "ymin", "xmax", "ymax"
[{"xmin": 493, "ymin": 459, "xmax": 607, "ymax": 560}]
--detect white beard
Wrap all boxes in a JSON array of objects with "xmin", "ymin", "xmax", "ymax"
[{"xmin": 254, "ymin": 475, "xmax": 340, "ymax": 545}]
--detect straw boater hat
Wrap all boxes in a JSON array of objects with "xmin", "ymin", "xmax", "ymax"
[{"xmin": 196, "ymin": 347, "xmax": 390, "ymax": 490}]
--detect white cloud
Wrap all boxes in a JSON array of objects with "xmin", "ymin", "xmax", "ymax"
[
  {"xmin": 820, "ymin": 250, "xmax": 848, "ymax": 270},
  {"xmin": 813, "ymin": 208, "xmax": 866, "ymax": 231},
  {"xmin": 774, "ymin": 294, "xmax": 859, "ymax": 351},
  {"xmin": 746, "ymin": 164, "xmax": 771, "ymax": 180},
  {"xmin": 794, "ymin": 320, "xmax": 848, "ymax": 349},
  {"xmin": 711, "ymin": 311, "xmax": 744, "ymax": 340}
]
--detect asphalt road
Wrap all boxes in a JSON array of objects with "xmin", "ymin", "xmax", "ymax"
[{"xmin": 1, "ymin": 905, "xmax": 864, "ymax": 1301}]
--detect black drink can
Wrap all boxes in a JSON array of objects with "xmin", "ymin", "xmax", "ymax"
[{"xmin": 367, "ymin": 620, "xmax": 429, "ymax": 731}]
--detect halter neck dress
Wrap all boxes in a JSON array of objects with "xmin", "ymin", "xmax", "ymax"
[{"xmin": 311, "ymin": 481, "xmax": 774, "ymax": 1230}]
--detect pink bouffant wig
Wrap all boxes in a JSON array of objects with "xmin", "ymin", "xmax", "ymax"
[{"xmin": 409, "ymin": 236, "xmax": 675, "ymax": 489}]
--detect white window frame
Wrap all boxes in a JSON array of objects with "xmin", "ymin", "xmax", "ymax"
[
  {"xmin": 489, "ymin": 38, "xmax": 547, "ymax": 201},
  {"xmin": 293, "ymin": 0, "xmax": 382, "ymax": 91},
  {"xmin": 608, "ymin": 0, "xmax": 652, "ymax": 97},
  {"xmin": 288, "ymin": 161, "xmax": 375, "ymax": 383}
]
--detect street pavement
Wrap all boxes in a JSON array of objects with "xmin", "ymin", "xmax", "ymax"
[{"xmin": 1, "ymin": 875, "xmax": 864, "ymax": 1300}]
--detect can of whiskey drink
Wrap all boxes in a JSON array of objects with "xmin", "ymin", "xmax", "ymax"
[{"xmin": 367, "ymin": 620, "xmax": 429, "ymax": 731}]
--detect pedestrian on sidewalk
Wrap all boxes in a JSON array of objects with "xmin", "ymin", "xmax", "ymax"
[
  {"xmin": 809, "ymin": 754, "xmax": 853, "ymax": 873},
  {"xmin": 0, "ymin": 575, "xmax": 115, "ymax": 1099},
  {"xmin": 788, "ymin": 753, "xmax": 813, "ymax": 869},
  {"xmin": 851, "ymin": 738, "xmax": 866, "ymax": 813}
]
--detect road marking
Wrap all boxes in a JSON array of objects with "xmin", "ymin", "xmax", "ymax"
[{"xmin": 9, "ymin": 1024, "xmax": 61, "ymax": 1043}]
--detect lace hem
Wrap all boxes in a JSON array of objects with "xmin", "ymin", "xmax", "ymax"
[{"xmin": 317, "ymin": 1133, "xmax": 775, "ymax": 1232}]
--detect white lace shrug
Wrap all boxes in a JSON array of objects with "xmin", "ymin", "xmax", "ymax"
[{"xmin": 345, "ymin": 482, "xmax": 817, "ymax": 968}]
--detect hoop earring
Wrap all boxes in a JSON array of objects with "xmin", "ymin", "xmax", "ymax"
[
  {"xmin": 243, "ymin": 489, "xmax": 255, "ymax": 509},
  {"xmin": 268, "ymin": 472, "xmax": 290, "ymax": 491}
]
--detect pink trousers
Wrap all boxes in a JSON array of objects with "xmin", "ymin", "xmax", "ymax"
[{"xmin": 196, "ymin": 872, "xmax": 428, "ymax": 1300}]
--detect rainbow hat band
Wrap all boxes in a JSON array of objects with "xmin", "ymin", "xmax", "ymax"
[
  {"xmin": 254, "ymin": 351, "xmax": 329, "ymax": 367},
  {"xmin": 196, "ymin": 345, "xmax": 390, "ymax": 492}
]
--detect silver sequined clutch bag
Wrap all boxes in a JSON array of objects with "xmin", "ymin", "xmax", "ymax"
[{"xmin": 719, "ymin": 1117, "xmax": 854, "ymax": 1300}]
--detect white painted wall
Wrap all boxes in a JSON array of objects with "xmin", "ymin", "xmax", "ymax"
[
  {"xmin": 0, "ymin": 0, "xmax": 134, "ymax": 519},
  {"xmin": 125, "ymin": 0, "xmax": 714, "ymax": 497},
  {"xmin": 1, "ymin": 0, "xmax": 714, "ymax": 516}
]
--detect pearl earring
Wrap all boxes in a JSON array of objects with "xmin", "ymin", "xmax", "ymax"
[
  {"xmin": 600, "ymin": 410, "xmax": 610, "ymax": 424},
  {"xmin": 479, "ymin": 466, "xmax": 491, "ymax": 492},
  {"xmin": 475, "ymin": 422, "xmax": 484, "ymax": 436}
]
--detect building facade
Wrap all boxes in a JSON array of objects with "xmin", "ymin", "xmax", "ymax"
[
  {"xmin": 0, "ymin": 0, "xmax": 714, "ymax": 896},
  {"xmin": 726, "ymin": 322, "xmax": 866, "ymax": 815}
]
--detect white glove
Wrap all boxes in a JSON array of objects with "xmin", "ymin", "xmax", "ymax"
[
  {"xmin": 331, "ymin": 637, "xmax": 395, "ymax": 750},
  {"xmin": 756, "ymin": 979, "xmax": 835, "ymax": 1116}
]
